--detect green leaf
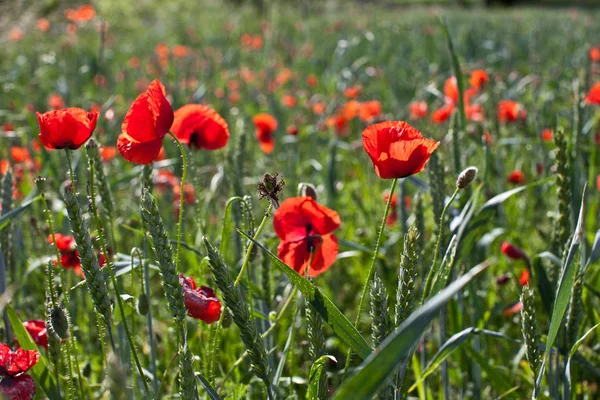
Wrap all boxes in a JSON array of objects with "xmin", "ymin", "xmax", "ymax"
[
  {"xmin": 6, "ymin": 303, "xmax": 61, "ymax": 400},
  {"xmin": 409, "ymin": 327, "xmax": 515, "ymax": 393},
  {"xmin": 332, "ymin": 261, "xmax": 490, "ymax": 400},
  {"xmin": 478, "ymin": 178, "xmax": 552, "ymax": 212},
  {"xmin": 0, "ymin": 195, "xmax": 41, "ymax": 231},
  {"xmin": 307, "ymin": 355, "xmax": 336, "ymax": 400},
  {"xmin": 535, "ymin": 185, "xmax": 586, "ymax": 397},
  {"xmin": 565, "ymin": 323, "xmax": 600, "ymax": 398},
  {"xmin": 195, "ymin": 372, "xmax": 222, "ymax": 400},
  {"xmin": 430, "ymin": 235, "xmax": 459, "ymax": 297},
  {"xmin": 238, "ymin": 229, "xmax": 371, "ymax": 360},
  {"xmin": 464, "ymin": 346, "xmax": 513, "ymax": 392}
]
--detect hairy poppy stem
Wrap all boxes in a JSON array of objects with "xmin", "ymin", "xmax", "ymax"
[
  {"xmin": 167, "ymin": 132, "xmax": 187, "ymax": 273},
  {"xmin": 422, "ymin": 187, "xmax": 459, "ymax": 303},
  {"xmin": 234, "ymin": 203, "xmax": 273, "ymax": 286},
  {"xmin": 344, "ymin": 177, "xmax": 398, "ymax": 377},
  {"xmin": 86, "ymin": 149, "xmax": 151, "ymax": 397}
]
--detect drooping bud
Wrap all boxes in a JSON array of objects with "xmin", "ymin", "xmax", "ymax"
[
  {"xmin": 298, "ymin": 182, "xmax": 317, "ymax": 200},
  {"xmin": 136, "ymin": 293, "xmax": 150, "ymax": 316},
  {"xmin": 456, "ymin": 166, "xmax": 478, "ymax": 189}
]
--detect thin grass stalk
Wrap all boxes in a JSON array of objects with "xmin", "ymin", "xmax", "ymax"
[
  {"xmin": 422, "ymin": 187, "xmax": 459, "ymax": 303},
  {"xmin": 370, "ymin": 273, "xmax": 392, "ymax": 399},
  {"xmin": 0, "ymin": 167, "xmax": 14, "ymax": 280},
  {"xmin": 167, "ymin": 132, "xmax": 187, "ymax": 275},
  {"xmin": 86, "ymin": 145, "xmax": 150, "ymax": 396},
  {"xmin": 307, "ymin": 292, "xmax": 327, "ymax": 399},
  {"xmin": 344, "ymin": 177, "xmax": 398, "ymax": 377},
  {"xmin": 234, "ymin": 203, "xmax": 273, "ymax": 286}
]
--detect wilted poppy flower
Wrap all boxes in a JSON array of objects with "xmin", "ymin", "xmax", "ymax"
[
  {"xmin": 500, "ymin": 241, "xmax": 526, "ymax": 260},
  {"xmin": 253, "ymin": 113, "xmax": 277, "ymax": 154},
  {"xmin": 117, "ymin": 80, "xmax": 173, "ymax": 164},
  {"xmin": 409, "ymin": 101, "xmax": 428, "ymax": 120},
  {"xmin": 0, "ymin": 343, "xmax": 39, "ymax": 400},
  {"xmin": 171, "ymin": 104, "xmax": 229, "ymax": 151},
  {"xmin": 362, "ymin": 121, "xmax": 439, "ymax": 179},
  {"xmin": 498, "ymin": 100, "xmax": 526, "ymax": 123},
  {"xmin": 274, "ymin": 196, "xmax": 341, "ymax": 277},
  {"xmin": 585, "ymin": 83, "xmax": 600, "ymax": 105},
  {"xmin": 507, "ymin": 169, "xmax": 525, "ymax": 185},
  {"xmin": 519, "ymin": 269, "xmax": 530, "ymax": 286},
  {"xmin": 469, "ymin": 70, "xmax": 489, "ymax": 90},
  {"xmin": 21, "ymin": 321, "xmax": 48, "ymax": 350},
  {"xmin": 431, "ymin": 104, "xmax": 454, "ymax": 124},
  {"xmin": 36, "ymin": 108, "xmax": 98, "ymax": 150},
  {"xmin": 179, "ymin": 275, "xmax": 221, "ymax": 323}
]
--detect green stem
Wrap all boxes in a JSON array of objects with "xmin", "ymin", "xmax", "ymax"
[
  {"xmin": 87, "ymin": 150, "xmax": 150, "ymax": 397},
  {"xmin": 343, "ymin": 177, "xmax": 398, "ymax": 378},
  {"xmin": 168, "ymin": 132, "xmax": 187, "ymax": 274},
  {"xmin": 421, "ymin": 187, "xmax": 459, "ymax": 303},
  {"xmin": 234, "ymin": 203, "xmax": 273, "ymax": 286}
]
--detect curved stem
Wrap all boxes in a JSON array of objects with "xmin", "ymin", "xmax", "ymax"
[
  {"xmin": 167, "ymin": 132, "xmax": 187, "ymax": 273},
  {"xmin": 421, "ymin": 187, "xmax": 459, "ymax": 303},
  {"xmin": 234, "ymin": 203, "xmax": 273, "ymax": 286},
  {"xmin": 344, "ymin": 177, "xmax": 398, "ymax": 378},
  {"xmin": 87, "ymin": 151, "xmax": 150, "ymax": 396}
]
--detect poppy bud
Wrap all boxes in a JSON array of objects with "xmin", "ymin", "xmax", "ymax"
[
  {"xmin": 49, "ymin": 304, "xmax": 70, "ymax": 340},
  {"xmin": 85, "ymin": 138, "xmax": 99, "ymax": 150},
  {"xmin": 136, "ymin": 293, "xmax": 150, "ymax": 316},
  {"xmin": 221, "ymin": 308, "xmax": 232, "ymax": 328},
  {"xmin": 456, "ymin": 166, "xmax": 478, "ymax": 189},
  {"xmin": 298, "ymin": 183, "xmax": 317, "ymax": 200}
]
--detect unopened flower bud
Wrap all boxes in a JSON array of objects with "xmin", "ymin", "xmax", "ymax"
[
  {"xmin": 456, "ymin": 166, "xmax": 478, "ymax": 189},
  {"xmin": 85, "ymin": 138, "xmax": 99, "ymax": 150},
  {"xmin": 35, "ymin": 176, "xmax": 47, "ymax": 193},
  {"xmin": 49, "ymin": 304, "xmax": 70, "ymax": 340},
  {"xmin": 136, "ymin": 293, "xmax": 150, "ymax": 316}
]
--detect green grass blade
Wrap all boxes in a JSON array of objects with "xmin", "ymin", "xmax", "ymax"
[
  {"xmin": 195, "ymin": 372, "xmax": 222, "ymax": 400},
  {"xmin": 6, "ymin": 303, "xmax": 61, "ymax": 400},
  {"xmin": 438, "ymin": 17, "xmax": 466, "ymax": 133},
  {"xmin": 0, "ymin": 195, "xmax": 41, "ymax": 231},
  {"xmin": 565, "ymin": 323, "xmax": 600, "ymax": 398},
  {"xmin": 332, "ymin": 261, "xmax": 490, "ymax": 400},
  {"xmin": 238, "ymin": 229, "xmax": 371, "ymax": 360},
  {"xmin": 307, "ymin": 355, "xmax": 336, "ymax": 400},
  {"xmin": 478, "ymin": 178, "xmax": 552, "ymax": 212},
  {"xmin": 535, "ymin": 185, "xmax": 586, "ymax": 397}
]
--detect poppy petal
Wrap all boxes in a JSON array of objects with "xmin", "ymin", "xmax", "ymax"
[{"xmin": 117, "ymin": 134, "xmax": 163, "ymax": 165}]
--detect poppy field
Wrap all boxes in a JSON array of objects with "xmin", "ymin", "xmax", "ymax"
[{"xmin": 1, "ymin": 1, "xmax": 600, "ymax": 399}]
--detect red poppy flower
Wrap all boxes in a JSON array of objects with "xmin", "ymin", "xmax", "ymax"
[
  {"xmin": 590, "ymin": 47, "xmax": 600, "ymax": 62},
  {"xmin": 21, "ymin": 321, "xmax": 48, "ymax": 350},
  {"xmin": 519, "ymin": 269, "xmax": 530, "ymax": 286},
  {"xmin": 597, "ymin": 174, "xmax": 600, "ymax": 192},
  {"xmin": 362, "ymin": 121, "xmax": 440, "ymax": 179},
  {"xmin": 36, "ymin": 108, "xmax": 98, "ymax": 150},
  {"xmin": 281, "ymin": 94, "xmax": 297, "ymax": 108},
  {"xmin": 47, "ymin": 94, "xmax": 64, "ymax": 110},
  {"xmin": 409, "ymin": 101, "xmax": 428, "ymax": 120},
  {"xmin": 287, "ymin": 125, "xmax": 299, "ymax": 136},
  {"xmin": 444, "ymin": 76, "xmax": 459, "ymax": 104},
  {"xmin": 48, "ymin": 234, "xmax": 81, "ymax": 273},
  {"xmin": 343, "ymin": 100, "xmax": 361, "ymax": 120},
  {"xmin": 171, "ymin": 104, "xmax": 229, "ymax": 151},
  {"xmin": 384, "ymin": 191, "xmax": 398, "ymax": 226},
  {"xmin": 343, "ymin": 85, "xmax": 362, "ymax": 99},
  {"xmin": 500, "ymin": 241, "xmax": 526, "ymax": 260},
  {"xmin": 585, "ymin": 83, "xmax": 600, "ymax": 105},
  {"xmin": 358, "ymin": 100, "xmax": 382, "ymax": 122},
  {"xmin": 274, "ymin": 197, "xmax": 341, "ymax": 277},
  {"xmin": 100, "ymin": 146, "xmax": 117, "ymax": 162},
  {"xmin": 326, "ymin": 115, "xmax": 348, "ymax": 137},
  {"xmin": 253, "ymin": 113, "xmax": 278, "ymax": 154},
  {"xmin": 469, "ymin": 70, "xmax": 489, "ymax": 90},
  {"xmin": 503, "ymin": 301, "xmax": 523, "ymax": 316},
  {"xmin": 507, "ymin": 169, "xmax": 525, "ymax": 185},
  {"xmin": 431, "ymin": 104, "xmax": 455, "ymax": 124},
  {"xmin": 117, "ymin": 80, "xmax": 173, "ymax": 164},
  {"xmin": 541, "ymin": 129, "xmax": 553, "ymax": 142},
  {"xmin": 466, "ymin": 103, "xmax": 485, "ymax": 122},
  {"xmin": 10, "ymin": 147, "xmax": 30, "ymax": 164},
  {"xmin": 312, "ymin": 102, "xmax": 326, "ymax": 115},
  {"xmin": 498, "ymin": 100, "xmax": 526, "ymax": 123},
  {"xmin": 179, "ymin": 275, "xmax": 221, "ymax": 323},
  {"xmin": 306, "ymin": 75, "xmax": 317, "ymax": 88},
  {"xmin": 0, "ymin": 344, "xmax": 39, "ymax": 377}
]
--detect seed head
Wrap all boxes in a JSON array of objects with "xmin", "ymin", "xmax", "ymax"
[{"xmin": 257, "ymin": 173, "xmax": 285, "ymax": 209}]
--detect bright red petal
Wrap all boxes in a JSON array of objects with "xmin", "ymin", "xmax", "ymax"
[{"xmin": 117, "ymin": 134, "xmax": 163, "ymax": 165}]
